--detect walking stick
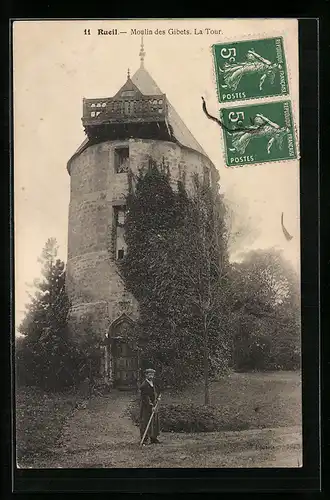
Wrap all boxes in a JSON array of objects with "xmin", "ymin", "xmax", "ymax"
[{"xmin": 139, "ymin": 394, "xmax": 162, "ymax": 447}]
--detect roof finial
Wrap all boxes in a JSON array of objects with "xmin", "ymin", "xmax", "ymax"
[
  {"xmin": 139, "ymin": 35, "xmax": 146, "ymax": 67},
  {"xmin": 127, "ymin": 67, "xmax": 130, "ymax": 79}
]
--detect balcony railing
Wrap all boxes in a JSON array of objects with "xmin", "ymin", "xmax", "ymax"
[{"xmin": 82, "ymin": 95, "xmax": 168, "ymax": 127}]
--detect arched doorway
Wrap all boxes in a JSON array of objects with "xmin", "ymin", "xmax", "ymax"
[{"xmin": 107, "ymin": 314, "xmax": 139, "ymax": 390}]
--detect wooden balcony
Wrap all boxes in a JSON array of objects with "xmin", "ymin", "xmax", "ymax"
[
  {"xmin": 82, "ymin": 95, "xmax": 167, "ymax": 127},
  {"xmin": 81, "ymin": 94, "xmax": 172, "ymax": 142}
]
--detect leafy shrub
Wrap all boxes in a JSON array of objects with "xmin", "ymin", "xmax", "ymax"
[
  {"xmin": 161, "ymin": 404, "xmax": 221, "ymax": 432},
  {"xmin": 16, "ymin": 332, "xmax": 84, "ymax": 391},
  {"xmin": 127, "ymin": 399, "xmax": 249, "ymax": 433}
]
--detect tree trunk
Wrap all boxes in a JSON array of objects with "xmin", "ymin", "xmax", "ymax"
[
  {"xmin": 203, "ymin": 316, "xmax": 210, "ymax": 406},
  {"xmin": 88, "ymin": 358, "xmax": 92, "ymax": 399}
]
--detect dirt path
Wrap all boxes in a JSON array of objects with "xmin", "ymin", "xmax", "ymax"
[{"xmin": 37, "ymin": 392, "xmax": 302, "ymax": 469}]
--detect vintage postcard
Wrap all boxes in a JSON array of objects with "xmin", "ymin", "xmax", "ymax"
[{"xmin": 14, "ymin": 19, "xmax": 302, "ymax": 469}]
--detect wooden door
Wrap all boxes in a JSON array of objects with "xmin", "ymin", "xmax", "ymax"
[{"xmin": 113, "ymin": 340, "xmax": 138, "ymax": 390}]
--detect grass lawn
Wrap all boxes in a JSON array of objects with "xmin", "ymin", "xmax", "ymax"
[
  {"xmin": 160, "ymin": 370, "xmax": 302, "ymax": 430},
  {"xmin": 15, "ymin": 386, "xmax": 81, "ymax": 466},
  {"xmin": 15, "ymin": 371, "xmax": 302, "ymax": 468}
]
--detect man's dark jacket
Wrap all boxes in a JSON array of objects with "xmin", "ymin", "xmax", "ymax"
[{"xmin": 139, "ymin": 380, "xmax": 160, "ymax": 441}]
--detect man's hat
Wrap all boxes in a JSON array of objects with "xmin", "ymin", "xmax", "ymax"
[{"xmin": 145, "ymin": 368, "xmax": 156, "ymax": 374}]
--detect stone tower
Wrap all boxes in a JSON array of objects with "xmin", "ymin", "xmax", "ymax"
[{"xmin": 66, "ymin": 39, "xmax": 219, "ymax": 389}]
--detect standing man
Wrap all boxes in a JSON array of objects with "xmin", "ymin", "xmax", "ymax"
[{"xmin": 139, "ymin": 368, "xmax": 161, "ymax": 445}]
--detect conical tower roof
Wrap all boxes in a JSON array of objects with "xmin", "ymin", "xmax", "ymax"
[{"xmin": 131, "ymin": 65, "xmax": 207, "ymax": 157}]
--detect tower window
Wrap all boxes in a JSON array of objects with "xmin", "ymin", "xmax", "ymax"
[
  {"xmin": 114, "ymin": 147, "xmax": 129, "ymax": 173},
  {"xmin": 117, "ymin": 211, "xmax": 125, "ymax": 226},
  {"xmin": 115, "ymin": 206, "xmax": 126, "ymax": 227},
  {"xmin": 113, "ymin": 205, "xmax": 127, "ymax": 261}
]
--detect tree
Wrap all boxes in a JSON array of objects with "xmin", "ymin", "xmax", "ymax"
[
  {"xmin": 231, "ymin": 249, "xmax": 301, "ymax": 371},
  {"xmin": 224, "ymin": 195, "xmax": 261, "ymax": 258},
  {"xmin": 173, "ymin": 174, "xmax": 232, "ymax": 404},
  {"xmin": 119, "ymin": 160, "xmax": 233, "ymax": 402},
  {"xmin": 16, "ymin": 238, "xmax": 76, "ymax": 390},
  {"xmin": 119, "ymin": 160, "xmax": 194, "ymax": 387}
]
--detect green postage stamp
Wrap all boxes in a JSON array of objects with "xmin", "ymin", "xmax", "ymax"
[
  {"xmin": 213, "ymin": 37, "xmax": 289, "ymax": 102},
  {"xmin": 221, "ymin": 100, "xmax": 298, "ymax": 167}
]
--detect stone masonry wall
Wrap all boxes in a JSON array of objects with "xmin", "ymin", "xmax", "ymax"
[{"xmin": 67, "ymin": 139, "xmax": 218, "ymax": 345}]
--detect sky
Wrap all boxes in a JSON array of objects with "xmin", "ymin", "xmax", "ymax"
[{"xmin": 13, "ymin": 19, "xmax": 300, "ymax": 329}]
